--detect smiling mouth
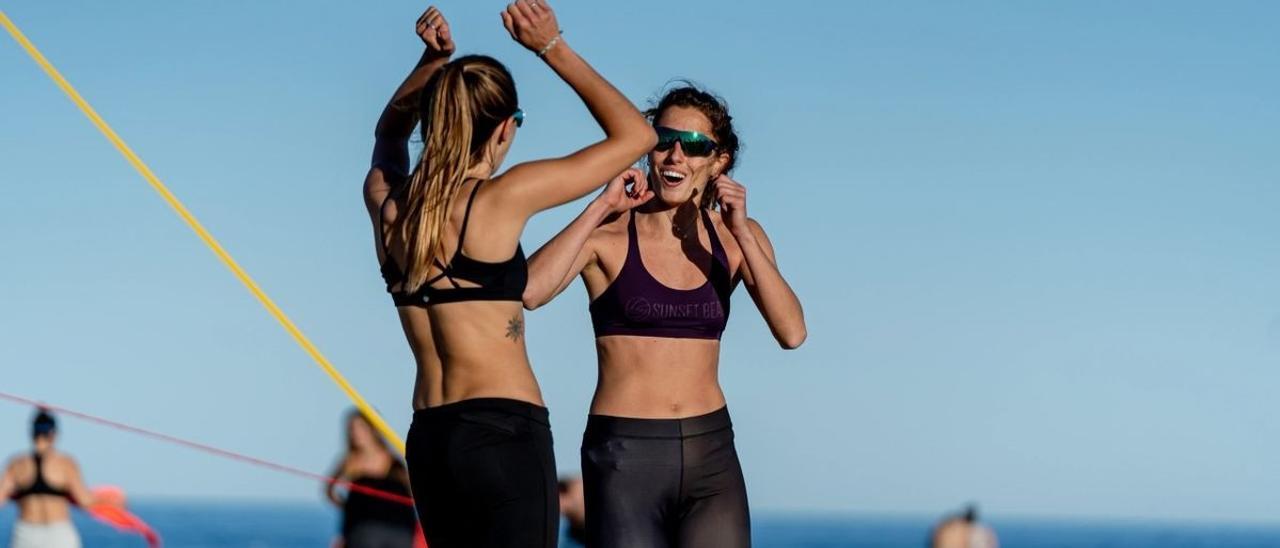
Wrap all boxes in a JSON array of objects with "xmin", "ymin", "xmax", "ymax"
[{"xmin": 659, "ymin": 170, "xmax": 687, "ymax": 187}]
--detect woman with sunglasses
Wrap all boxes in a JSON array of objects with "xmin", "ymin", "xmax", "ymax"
[
  {"xmin": 525, "ymin": 85, "xmax": 806, "ymax": 546},
  {"xmin": 361, "ymin": 4, "xmax": 654, "ymax": 547}
]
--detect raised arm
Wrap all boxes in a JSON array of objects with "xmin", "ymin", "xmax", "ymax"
[
  {"xmin": 715, "ymin": 175, "xmax": 807, "ymax": 349},
  {"xmin": 495, "ymin": 0, "xmax": 657, "ymax": 215},
  {"xmin": 524, "ymin": 168, "xmax": 651, "ymax": 309},
  {"xmin": 363, "ymin": 7, "xmax": 456, "ymax": 228}
]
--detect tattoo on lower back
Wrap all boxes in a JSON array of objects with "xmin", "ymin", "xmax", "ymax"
[{"xmin": 506, "ymin": 316, "xmax": 524, "ymax": 342}]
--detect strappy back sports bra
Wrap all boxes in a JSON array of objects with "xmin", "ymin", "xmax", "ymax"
[
  {"xmin": 9, "ymin": 452, "xmax": 71, "ymax": 501},
  {"xmin": 380, "ymin": 180, "xmax": 527, "ymax": 307},
  {"xmin": 589, "ymin": 209, "xmax": 733, "ymax": 340}
]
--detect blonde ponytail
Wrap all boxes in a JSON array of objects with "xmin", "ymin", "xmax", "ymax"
[{"xmin": 394, "ymin": 56, "xmax": 518, "ymax": 292}]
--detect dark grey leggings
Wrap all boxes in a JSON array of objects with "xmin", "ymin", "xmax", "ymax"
[{"xmin": 581, "ymin": 407, "xmax": 750, "ymax": 548}]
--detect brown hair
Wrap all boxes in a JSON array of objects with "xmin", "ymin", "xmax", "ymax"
[
  {"xmin": 645, "ymin": 83, "xmax": 741, "ymax": 174},
  {"xmin": 396, "ymin": 55, "xmax": 518, "ymax": 291},
  {"xmin": 344, "ymin": 410, "xmax": 407, "ymax": 479}
]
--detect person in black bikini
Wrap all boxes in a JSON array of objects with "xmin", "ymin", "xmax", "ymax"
[
  {"xmin": 525, "ymin": 85, "xmax": 807, "ymax": 547},
  {"xmin": 0, "ymin": 409, "xmax": 96, "ymax": 548},
  {"xmin": 326, "ymin": 410, "xmax": 416, "ymax": 548},
  {"xmin": 360, "ymin": 4, "xmax": 654, "ymax": 547}
]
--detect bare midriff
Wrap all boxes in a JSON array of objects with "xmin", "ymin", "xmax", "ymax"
[
  {"xmin": 399, "ymin": 300, "xmax": 543, "ymax": 410},
  {"xmin": 591, "ymin": 335, "xmax": 725, "ymax": 418},
  {"xmin": 16, "ymin": 495, "xmax": 72, "ymax": 524}
]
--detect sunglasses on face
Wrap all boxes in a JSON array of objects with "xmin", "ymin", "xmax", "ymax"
[
  {"xmin": 513, "ymin": 108, "xmax": 525, "ymax": 128},
  {"xmin": 654, "ymin": 126, "xmax": 718, "ymax": 157}
]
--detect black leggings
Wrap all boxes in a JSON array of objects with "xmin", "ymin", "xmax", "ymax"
[
  {"xmin": 406, "ymin": 398, "xmax": 558, "ymax": 548},
  {"xmin": 581, "ymin": 407, "xmax": 750, "ymax": 548},
  {"xmin": 344, "ymin": 522, "xmax": 415, "ymax": 548}
]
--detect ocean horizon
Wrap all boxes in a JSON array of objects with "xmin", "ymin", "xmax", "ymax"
[{"xmin": 3, "ymin": 500, "xmax": 1279, "ymax": 547}]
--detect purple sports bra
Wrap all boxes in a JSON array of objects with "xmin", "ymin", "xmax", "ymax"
[{"xmin": 589, "ymin": 209, "xmax": 733, "ymax": 340}]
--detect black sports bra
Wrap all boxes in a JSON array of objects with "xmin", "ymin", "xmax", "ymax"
[
  {"xmin": 9, "ymin": 452, "xmax": 71, "ymax": 501},
  {"xmin": 380, "ymin": 179, "xmax": 527, "ymax": 307}
]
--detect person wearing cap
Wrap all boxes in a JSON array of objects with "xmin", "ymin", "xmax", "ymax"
[{"xmin": 0, "ymin": 409, "xmax": 96, "ymax": 548}]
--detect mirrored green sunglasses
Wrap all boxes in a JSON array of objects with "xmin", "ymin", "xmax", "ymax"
[
  {"xmin": 513, "ymin": 108, "xmax": 525, "ymax": 128},
  {"xmin": 654, "ymin": 126, "xmax": 718, "ymax": 157}
]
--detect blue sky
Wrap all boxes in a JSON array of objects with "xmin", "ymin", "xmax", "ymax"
[{"xmin": 2, "ymin": 1, "xmax": 1278, "ymax": 524}]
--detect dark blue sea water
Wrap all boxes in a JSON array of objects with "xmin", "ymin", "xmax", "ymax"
[{"xmin": 2, "ymin": 502, "xmax": 1278, "ymax": 547}]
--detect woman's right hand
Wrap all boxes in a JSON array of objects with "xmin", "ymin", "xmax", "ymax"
[
  {"xmin": 595, "ymin": 168, "xmax": 652, "ymax": 214},
  {"xmin": 417, "ymin": 6, "xmax": 455, "ymax": 60},
  {"xmin": 487, "ymin": 0, "xmax": 655, "ymax": 218},
  {"xmin": 501, "ymin": 0, "xmax": 561, "ymax": 54}
]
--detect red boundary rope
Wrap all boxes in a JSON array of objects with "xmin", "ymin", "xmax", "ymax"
[{"xmin": 0, "ymin": 391, "xmax": 415, "ymax": 507}]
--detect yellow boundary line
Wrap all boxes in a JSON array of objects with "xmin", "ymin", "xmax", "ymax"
[{"xmin": 0, "ymin": 10, "xmax": 405, "ymax": 454}]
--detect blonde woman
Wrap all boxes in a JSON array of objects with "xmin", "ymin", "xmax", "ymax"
[{"xmin": 360, "ymin": 3, "xmax": 654, "ymax": 547}]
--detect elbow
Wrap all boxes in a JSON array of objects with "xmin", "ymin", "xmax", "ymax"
[
  {"xmin": 778, "ymin": 327, "xmax": 807, "ymax": 350},
  {"xmin": 638, "ymin": 125, "xmax": 659, "ymax": 150},
  {"xmin": 623, "ymin": 125, "xmax": 658, "ymax": 155},
  {"xmin": 373, "ymin": 117, "xmax": 397, "ymax": 142},
  {"xmin": 521, "ymin": 289, "xmax": 546, "ymax": 311}
]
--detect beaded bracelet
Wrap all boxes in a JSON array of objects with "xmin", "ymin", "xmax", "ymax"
[{"xmin": 538, "ymin": 31, "xmax": 564, "ymax": 57}]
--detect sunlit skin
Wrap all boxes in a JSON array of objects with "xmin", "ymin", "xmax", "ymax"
[
  {"xmin": 360, "ymin": 6, "xmax": 656, "ymax": 543},
  {"xmin": 348, "ymin": 415, "xmax": 381, "ymax": 452},
  {"xmin": 646, "ymin": 107, "xmax": 726, "ymax": 209},
  {"xmin": 931, "ymin": 518, "xmax": 999, "ymax": 548},
  {"xmin": 371, "ymin": 7, "xmax": 531, "ymax": 412},
  {"xmin": 589, "ymin": 107, "xmax": 735, "ymax": 417},
  {"xmin": 0, "ymin": 432, "xmax": 96, "ymax": 525},
  {"xmin": 525, "ymin": 104, "xmax": 807, "ymax": 418},
  {"xmin": 361, "ymin": 3, "xmax": 655, "ymax": 411}
]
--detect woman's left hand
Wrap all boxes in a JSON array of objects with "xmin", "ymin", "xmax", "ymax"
[{"xmin": 714, "ymin": 174, "xmax": 749, "ymax": 234}]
